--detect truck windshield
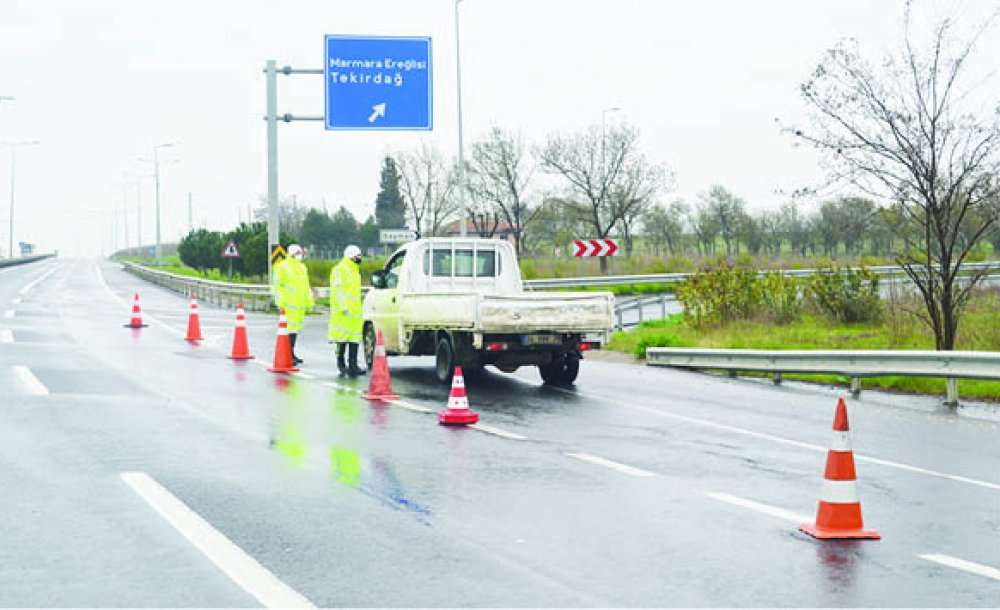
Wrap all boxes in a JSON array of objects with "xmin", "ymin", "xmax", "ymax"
[{"xmin": 424, "ymin": 249, "xmax": 498, "ymax": 277}]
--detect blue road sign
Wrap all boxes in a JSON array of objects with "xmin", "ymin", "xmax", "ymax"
[{"xmin": 324, "ymin": 35, "xmax": 433, "ymax": 131}]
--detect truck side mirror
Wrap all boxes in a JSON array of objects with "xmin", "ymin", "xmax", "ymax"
[{"xmin": 371, "ymin": 270, "xmax": 386, "ymax": 289}]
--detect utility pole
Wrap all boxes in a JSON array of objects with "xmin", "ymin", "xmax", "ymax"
[
  {"xmin": 4, "ymin": 140, "xmax": 40, "ymax": 258},
  {"xmin": 265, "ymin": 59, "xmax": 279, "ymax": 283},
  {"xmin": 139, "ymin": 143, "xmax": 174, "ymax": 264},
  {"xmin": 454, "ymin": 0, "xmax": 468, "ymax": 237},
  {"xmin": 123, "ymin": 188, "xmax": 129, "ymax": 253}
]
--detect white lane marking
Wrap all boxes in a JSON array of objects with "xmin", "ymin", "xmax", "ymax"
[
  {"xmin": 19, "ymin": 265, "xmax": 60, "ymax": 295},
  {"xmin": 469, "ymin": 423, "xmax": 528, "ymax": 441},
  {"xmin": 540, "ymin": 384, "xmax": 1000, "ymax": 492},
  {"xmin": 566, "ymin": 452, "xmax": 656, "ymax": 477},
  {"xmin": 3, "ymin": 309, "xmax": 13, "ymax": 319},
  {"xmin": 11, "ymin": 297, "xmax": 21, "ymax": 305},
  {"xmin": 14, "ymin": 365, "xmax": 49, "ymax": 396},
  {"xmin": 120, "ymin": 472, "xmax": 315, "ymax": 608},
  {"xmin": 295, "ymin": 371, "xmax": 315, "ymax": 379},
  {"xmin": 1, "ymin": 329, "xmax": 12, "ymax": 343},
  {"xmin": 919, "ymin": 553, "xmax": 1000, "ymax": 582},
  {"xmin": 705, "ymin": 491, "xmax": 811, "ymax": 524}
]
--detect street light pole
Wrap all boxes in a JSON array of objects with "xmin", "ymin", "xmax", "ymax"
[
  {"xmin": 4, "ymin": 140, "xmax": 39, "ymax": 258},
  {"xmin": 455, "ymin": 0, "xmax": 468, "ymax": 237},
  {"xmin": 140, "ymin": 143, "xmax": 174, "ymax": 264}
]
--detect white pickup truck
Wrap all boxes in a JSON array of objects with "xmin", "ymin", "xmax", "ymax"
[{"xmin": 363, "ymin": 238, "xmax": 615, "ymax": 384}]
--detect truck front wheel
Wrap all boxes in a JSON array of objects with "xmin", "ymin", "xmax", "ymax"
[
  {"xmin": 435, "ymin": 337, "xmax": 455, "ymax": 384},
  {"xmin": 539, "ymin": 352, "xmax": 580, "ymax": 386}
]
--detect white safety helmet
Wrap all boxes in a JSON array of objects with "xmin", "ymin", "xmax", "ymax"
[
  {"xmin": 287, "ymin": 244, "xmax": 305, "ymax": 260},
  {"xmin": 344, "ymin": 245, "xmax": 362, "ymax": 260}
]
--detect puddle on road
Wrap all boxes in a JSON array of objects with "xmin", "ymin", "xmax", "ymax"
[{"xmin": 268, "ymin": 384, "xmax": 433, "ymax": 526}]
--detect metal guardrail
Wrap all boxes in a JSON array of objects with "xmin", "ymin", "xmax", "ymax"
[
  {"xmin": 646, "ymin": 347, "xmax": 1000, "ymax": 405},
  {"xmin": 523, "ymin": 261, "xmax": 1000, "ymax": 290},
  {"xmin": 121, "ymin": 262, "xmax": 275, "ymax": 311},
  {"xmin": 614, "ymin": 294, "xmax": 676, "ymax": 330},
  {"xmin": 120, "ymin": 261, "xmax": 650, "ymax": 320},
  {"xmin": 0, "ymin": 254, "xmax": 55, "ymax": 269}
]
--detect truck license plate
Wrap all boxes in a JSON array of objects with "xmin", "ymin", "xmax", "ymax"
[{"xmin": 525, "ymin": 334, "xmax": 562, "ymax": 346}]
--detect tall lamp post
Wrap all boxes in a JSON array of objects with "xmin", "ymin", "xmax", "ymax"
[
  {"xmin": 455, "ymin": 0, "xmax": 468, "ymax": 237},
  {"xmin": 139, "ymin": 143, "xmax": 175, "ymax": 263},
  {"xmin": 4, "ymin": 140, "xmax": 40, "ymax": 258}
]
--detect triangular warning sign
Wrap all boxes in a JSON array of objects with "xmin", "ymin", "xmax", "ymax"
[{"xmin": 222, "ymin": 240, "xmax": 240, "ymax": 258}]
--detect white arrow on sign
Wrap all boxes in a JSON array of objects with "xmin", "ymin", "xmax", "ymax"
[{"xmin": 368, "ymin": 102, "xmax": 386, "ymax": 123}]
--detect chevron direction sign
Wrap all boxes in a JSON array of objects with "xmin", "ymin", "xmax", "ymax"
[{"xmin": 573, "ymin": 239, "xmax": 619, "ymax": 257}]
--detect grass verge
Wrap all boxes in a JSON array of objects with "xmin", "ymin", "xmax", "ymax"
[{"xmin": 608, "ymin": 306, "xmax": 1000, "ymax": 401}]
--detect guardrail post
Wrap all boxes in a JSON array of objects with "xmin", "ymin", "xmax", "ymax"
[
  {"xmin": 728, "ymin": 369, "xmax": 737, "ymax": 378},
  {"xmin": 944, "ymin": 378, "xmax": 959, "ymax": 407},
  {"xmin": 638, "ymin": 303, "xmax": 644, "ymax": 325},
  {"xmin": 660, "ymin": 295, "xmax": 667, "ymax": 319},
  {"xmin": 616, "ymin": 309, "xmax": 623, "ymax": 330},
  {"xmin": 772, "ymin": 372, "xmax": 782, "ymax": 386},
  {"xmin": 850, "ymin": 376, "xmax": 862, "ymax": 398}
]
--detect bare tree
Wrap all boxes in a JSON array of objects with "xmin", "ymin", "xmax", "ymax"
[
  {"xmin": 788, "ymin": 4, "xmax": 1000, "ymax": 349},
  {"xmin": 396, "ymin": 144, "xmax": 461, "ymax": 238},
  {"xmin": 538, "ymin": 122, "xmax": 667, "ymax": 271},
  {"xmin": 467, "ymin": 127, "xmax": 536, "ymax": 255},
  {"xmin": 700, "ymin": 185, "xmax": 746, "ymax": 256}
]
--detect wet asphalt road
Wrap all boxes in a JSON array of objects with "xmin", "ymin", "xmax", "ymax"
[{"xmin": 1, "ymin": 258, "xmax": 998, "ymax": 607}]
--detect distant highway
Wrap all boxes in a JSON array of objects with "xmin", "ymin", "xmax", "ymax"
[{"xmin": 1, "ymin": 257, "xmax": 997, "ymax": 606}]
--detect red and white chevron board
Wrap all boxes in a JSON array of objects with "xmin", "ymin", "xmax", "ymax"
[{"xmin": 573, "ymin": 239, "xmax": 619, "ymax": 257}]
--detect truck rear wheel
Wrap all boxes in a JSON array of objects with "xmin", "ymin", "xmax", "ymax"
[
  {"xmin": 539, "ymin": 352, "xmax": 580, "ymax": 386},
  {"xmin": 435, "ymin": 337, "xmax": 455, "ymax": 384}
]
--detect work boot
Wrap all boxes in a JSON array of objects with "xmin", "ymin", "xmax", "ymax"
[
  {"xmin": 289, "ymin": 333, "xmax": 303, "ymax": 365},
  {"xmin": 347, "ymin": 342, "xmax": 366, "ymax": 377},
  {"xmin": 336, "ymin": 343, "xmax": 348, "ymax": 376}
]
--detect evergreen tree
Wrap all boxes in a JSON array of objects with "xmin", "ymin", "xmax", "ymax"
[{"xmin": 374, "ymin": 156, "xmax": 406, "ymax": 229}]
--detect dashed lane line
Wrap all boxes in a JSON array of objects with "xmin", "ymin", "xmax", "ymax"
[
  {"xmin": 704, "ymin": 491, "xmax": 811, "ymax": 524},
  {"xmin": 3, "ymin": 310, "xmax": 12, "ymax": 319},
  {"xmin": 918, "ymin": 553, "xmax": 1000, "ymax": 582},
  {"xmin": 534, "ymin": 383, "xmax": 1000, "ymax": 492},
  {"xmin": 468, "ymin": 423, "xmax": 529, "ymax": 441},
  {"xmin": 566, "ymin": 452, "xmax": 656, "ymax": 477},
  {"xmin": 11, "ymin": 297, "xmax": 21, "ymax": 305},
  {"xmin": 120, "ymin": 472, "xmax": 315, "ymax": 608},
  {"xmin": 1, "ymin": 329, "xmax": 12, "ymax": 344},
  {"xmin": 13, "ymin": 365, "xmax": 49, "ymax": 396},
  {"xmin": 19, "ymin": 265, "xmax": 60, "ymax": 296}
]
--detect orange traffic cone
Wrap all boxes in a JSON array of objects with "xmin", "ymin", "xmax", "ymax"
[
  {"xmin": 124, "ymin": 292, "xmax": 148, "ymax": 328},
  {"xmin": 438, "ymin": 366, "xmax": 479, "ymax": 425},
  {"xmin": 228, "ymin": 304, "xmax": 254, "ymax": 360},
  {"xmin": 185, "ymin": 296, "xmax": 203, "ymax": 342},
  {"xmin": 799, "ymin": 397, "xmax": 880, "ymax": 540},
  {"xmin": 362, "ymin": 330, "xmax": 400, "ymax": 400},
  {"xmin": 268, "ymin": 309, "xmax": 299, "ymax": 373}
]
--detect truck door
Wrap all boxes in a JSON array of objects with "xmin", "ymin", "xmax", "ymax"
[{"xmin": 369, "ymin": 251, "xmax": 406, "ymax": 351}]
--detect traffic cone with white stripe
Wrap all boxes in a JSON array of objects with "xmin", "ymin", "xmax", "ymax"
[
  {"xmin": 799, "ymin": 397, "xmax": 880, "ymax": 540},
  {"xmin": 438, "ymin": 366, "xmax": 479, "ymax": 425},
  {"xmin": 362, "ymin": 330, "xmax": 399, "ymax": 400},
  {"xmin": 268, "ymin": 309, "xmax": 299, "ymax": 373},
  {"xmin": 228, "ymin": 304, "xmax": 254, "ymax": 360},
  {"xmin": 185, "ymin": 296, "xmax": 203, "ymax": 342},
  {"xmin": 123, "ymin": 292, "xmax": 148, "ymax": 328}
]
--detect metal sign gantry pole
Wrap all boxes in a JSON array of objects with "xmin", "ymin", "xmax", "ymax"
[{"xmin": 263, "ymin": 60, "xmax": 322, "ymax": 286}]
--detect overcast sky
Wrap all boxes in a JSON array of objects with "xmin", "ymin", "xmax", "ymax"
[{"xmin": 2, "ymin": 0, "xmax": 998, "ymax": 256}]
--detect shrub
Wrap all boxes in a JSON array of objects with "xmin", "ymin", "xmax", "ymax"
[
  {"xmin": 807, "ymin": 265, "xmax": 883, "ymax": 323},
  {"xmin": 759, "ymin": 273, "xmax": 804, "ymax": 324},
  {"xmin": 676, "ymin": 261, "xmax": 762, "ymax": 327}
]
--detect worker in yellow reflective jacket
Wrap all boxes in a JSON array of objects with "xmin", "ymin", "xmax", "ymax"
[
  {"xmin": 273, "ymin": 244, "xmax": 314, "ymax": 365},
  {"xmin": 329, "ymin": 245, "xmax": 365, "ymax": 376}
]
